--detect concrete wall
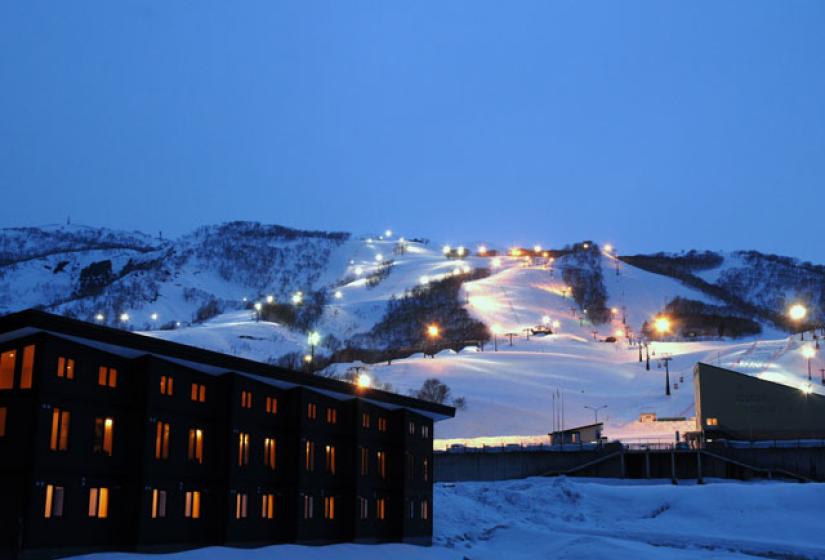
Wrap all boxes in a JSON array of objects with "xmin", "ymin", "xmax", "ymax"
[
  {"xmin": 434, "ymin": 445, "xmax": 622, "ymax": 482},
  {"xmin": 435, "ymin": 445, "xmax": 825, "ymax": 483}
]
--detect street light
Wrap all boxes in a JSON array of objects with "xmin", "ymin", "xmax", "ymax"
[
  {"xmin": 478, "ymin": 245, "xmax": 488, "ymax": 256},
  {"xmin": 119, "ymin": 313, "xmax": 130, "ymax": 323},
  {"xmin": 95, "ymin": 313, "xmax": 105, "ymax": 322},
  {"xmin": 802, "ymin": 345, "xmax": 816, "ymax": 381},
  {"xmin": 789, "ymin": 303, "xmax": 808, "ymax": 340},
  {"xmin": 254, "ymin": 302, "xmax": 262, "ymax": 321},
  {"xmin": 491, "ymin": 324, "xmax": 502, "ymax": 351},
  {"xmin": 357, "ymin": 373, "xmax": 372, "ymax": 389},
  {"xmin": 584, "ymin": 405, "xmax": 607, "ymax": 423},
  {"xmin": 654, "ymin": 316, "xmax": 671, "ymax": 336},
  {"xmin": 292, "ymin": 292, "xmax": 303, "ymax": 305},
  {"xmin": 266, "ymin": 295, "xmax": 274, "ymax": 304},
  {"xmin": 491, "ymin": 257, "xmax": 502, "ymax": 269},
  {"xmin": 426, "ymin": 324, "xmax": 440, "ymax": 357},
  {"xmin": 334, "ymin": 290, "xmax": 343, "ymax": 300},
  {"xmin": 308, "ymin": 331, "xmax": 321, "ymax": 360}
]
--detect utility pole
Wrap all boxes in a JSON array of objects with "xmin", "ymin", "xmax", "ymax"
[
  {"xmin": 661, "ymin": 354, "xmax": 673, "ymax": 396},
  {"xmin": 645, "ymin": 342, "xmax": 650, "ymax": 371}
]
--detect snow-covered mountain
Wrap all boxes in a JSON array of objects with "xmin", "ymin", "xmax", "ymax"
[{"xmin": 3, "ymin": 222, "xmax": 822, "ymax": 442}]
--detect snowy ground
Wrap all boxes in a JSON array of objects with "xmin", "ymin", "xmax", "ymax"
[{"xmin": 69, "ymin": 478, "xmax": 825, "ymax": 560}]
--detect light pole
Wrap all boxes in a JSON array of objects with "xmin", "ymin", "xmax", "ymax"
[
  {"xmin": 789, "ymin": 303, "xmax": 807, "ymax": 340},
  {"xmin": 491, "ymin": 324, "xmax": 502, "ymax": 352},
  {"xmin": 426, "ymin": 324, "xmax": 440, "ymax": 358},
  {"xmin": 661, "ymin": 354, "xmax": 673, "ymax": 396},
  {"xmin": 802, "ymin": 346, "xmax": 815, "ymax": 381},
  {"xmin": 308, "ymin": 331, "xmax": 321, "ymax": 361},
  {"xmin": 584, "ymin": 405, "xmax": 607, "ymax": 423}
]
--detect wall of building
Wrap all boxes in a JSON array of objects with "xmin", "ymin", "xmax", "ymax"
[
  {"xmin": 694, "ymin": 362, "xmax": 825, "ymax": 440},
  {"xmin": 0, "ymin": 333, "xmax": 436, "ymax": 559}
]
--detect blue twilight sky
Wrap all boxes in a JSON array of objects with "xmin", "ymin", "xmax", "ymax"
[{"xmin": 1, "ymin": 1, "xmax": 824, "ymax": 261}]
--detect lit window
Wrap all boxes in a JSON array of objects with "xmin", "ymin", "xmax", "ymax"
[
  {"xmin": 98, "ymin": 366, "xmax": 117, "ymax": 388},
  {"xmin": 0, "ymin": 407, "xmax": 6, "ymax": 437},
  {"xmin": 358, "ymin": 496, "xmax": 368, "ymax": 520},
  {"xmin": 190, "ymin": 383, "xmax": 206, "ymax": 402},
  {"xmin": 240, "ymin": 390, "xmax": 253, "ymax": 409},
  {"xmin": 408, "ymin": 422, "xmax": 415, "ymax": 436},
  {"xmin": 160, "ymin": 375, "xmax": 174, "ymax": 396},
  {"xmin": 362, "ymin": 412, "xmax": 370, "ymax": 429},
  {"xmin": 421, "ymin": 425, "xmax": 430, "ymax": 439},
  {"xmin": 303, "ymin": 495, "xmax": 314, "ymax": 519},
  {"xmin": 325, "ymin": 445, "xmax": 336, "ymax": 475},
  {"xmin": 184, "ymin": 491, "xmax": 201, "ymax": 519},
  {"xmin": 377, "ymin": 451, "xmax": 387, "ymax": 479},
  {"xmin": 706, "ymin": 417, "xmax": 719, "ymax": 426},
  {"xmin": 307, "ymin": 403, "xmax": 317, "ymax": 420},
  {"xmin": 155, "ymin": 422, "xmax": 170, "ymax": 459},
  {"xmin": 326, "ymin": 407, "xmax": 337, "ymax": 424},
  {"xmin": 151, "ymin": 489, "xmax": 167, "ymax": 519},
  {"xmin": 378, "ymin": 417, "xmax": 387, "ymax": 432},
  {"xmin": 235, "ymin": 492, "xmax": 248, "ymax": 519},
  {"xmin": 44, "ymin": 484, "xmax": 64, "ymax": 518},
  {"xmin": 324, "ymin": 496, "xmax": 335, "ymax": 520},
  {"xmin": 93, "ymin": 417, "xmax": 114, "ymax": 456},
  {"xmin": 261, "ymin": 494, "xmax": 275, "ymax": 519},
  {"xmin": 423, "ymin": 458, "xmax": 429, "ymax": 482},
  {"xmin": 305, "ymin": 440, "xmax": 315, "ymax": 471},
  {"xmin": 0, "ymin": 350, "xmax": 16, "ymax": 389},
  {"xmin": 264, "ymin": 437, "xmax": 276, "ymax": 470},
  {"xmin": 50, "ymin": 408, "xmax": 70, "ymax": 451},
  {"xmin": 238, "ymin": 432, "xmax": 250, "ymax": 466},
  {"xmin": 88, "ymin": 487, "xmax": 109, "ymax": 518},
  {"xmin": 409, "ymin": 500, "xmax": 415, "ymax": 519},
  {"xmin": 188, "ymin": 428, "xmax": 203, "ymax": 463},
  {"xmin": 360, "ymin": 447, "xmax": 369, "ymax": 476},
  {"xmin": 265, "ymin": 396, "xmax": 278, "ymax": 414},
  {"xmin": 376, "ymin": 498, "xmax": 386, "ymax": 520},
  {"xmin": 20, "ymin": 345, "xmax": 34, "ymax": 389},
  {"xmin": 57, "ymin": 357, "xmax": 75, "ymax": 379},
  {"xmin": 421, "ymin": 499, "xmax": 429, "ymax": 520}
]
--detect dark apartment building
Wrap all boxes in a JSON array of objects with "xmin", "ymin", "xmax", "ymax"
[{"xmin": 0, "ymin": 310, "xmax": 454, "ymax": 559}]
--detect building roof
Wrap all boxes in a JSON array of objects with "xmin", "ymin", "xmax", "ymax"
[
  {"xmin": 548, "ymin": 422, "xmax": 603, "ymax": 435},
  {"xmin": 0, "ymin": 309, "xmax": 455, "ymax": 421}
]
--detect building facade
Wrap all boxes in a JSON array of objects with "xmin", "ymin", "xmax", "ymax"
[
  {"xmin": 694, "ymin": 362, "xmax": 825, "ymax": 441},
  {"xmin": 0, "ymin": 310, "xmax": 453, "ymax": 559}
]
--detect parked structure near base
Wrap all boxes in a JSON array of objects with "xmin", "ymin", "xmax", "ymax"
[
  {"xmin": 694, "ymin": 362, "xmax": 825, "ymax": 441},
  {"xmin": 0, "ymin": 310, "xmax": 453, "ymax": 559},
  {"xmin": 547, "ymin": 422, "xmax": 603, "ymax": 446}
]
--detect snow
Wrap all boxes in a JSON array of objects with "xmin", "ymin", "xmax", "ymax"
[
  {"xmin": 142, "ymin": 241, "xmax": 825, "ymax": 447},
  {"xmin": 67, "ymin": 477, "xmax": 825, "ymax": 560}
]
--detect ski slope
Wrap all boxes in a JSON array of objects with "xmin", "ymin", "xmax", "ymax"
[{"xmin": 141, "ymin": 238, "xmax": 824, "ymax": 445}]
